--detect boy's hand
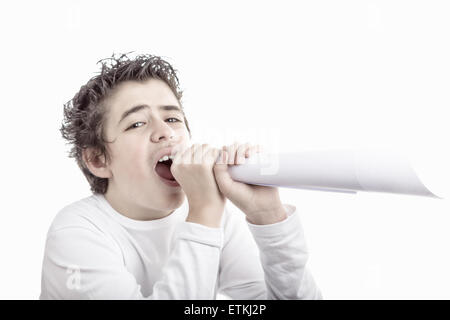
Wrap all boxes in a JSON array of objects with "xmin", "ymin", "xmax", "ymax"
[
  {"xmin": 170, "ymin": 143, "xmax": 225, "ymax": 228},
  {"xmin": 213, "ymin": 143, "xmax": 287, "ymax": 225}
]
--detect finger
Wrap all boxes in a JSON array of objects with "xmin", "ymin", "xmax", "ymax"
[
  {"xmin": 224, "ymin": 142, "xmax": 239, "ymax": 165},
  {"xmin": 178, "ymin": 143, "xmax": 197, "ymax": 165},
  {"xmin": 204, "ymin": 145, "xmax": 221, "ymax": 164},
  {"xmin": 191, "ymin": 143, "xmax": 206, "ymax": 165},
  {"xmin": 213, "ymin": 149, "xmax": 233, "ymax": 192},
  {"xmin": 211, "ymin": 147, "xmax": 223, "ymax": 164},
  {"xmin": 215, "ymin": 148, "xmax": 226, "ymax": 165},
  {"xmin": 236, "ymin": 143, "xmax": 251, "ymax": 164},
  {"xmin": 172, "ymin": 144, "xmax": 190, "ymax": 164}
]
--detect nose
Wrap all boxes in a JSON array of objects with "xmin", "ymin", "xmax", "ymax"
[{"xmin": 150, "ymin": 118, "xmax": 178, "ymax": 143}]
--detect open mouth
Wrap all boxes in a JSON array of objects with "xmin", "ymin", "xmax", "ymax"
[{"xmin": 154, "ymin": 158, "xmax": 176, "ymax": 181}]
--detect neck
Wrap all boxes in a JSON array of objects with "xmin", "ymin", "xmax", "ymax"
[{"xmin": 104, "ymin": 186, "xmax": 174, "ymax": 221}]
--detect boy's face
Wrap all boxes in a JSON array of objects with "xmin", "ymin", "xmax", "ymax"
[{"xmin": 101, "ymin": 78, "xmax": 191, "ymax": 219}]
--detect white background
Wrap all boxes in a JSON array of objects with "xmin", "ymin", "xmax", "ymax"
[{"xmin": 0, "ymin": 0, "xmax": 449, "ymax": 299}]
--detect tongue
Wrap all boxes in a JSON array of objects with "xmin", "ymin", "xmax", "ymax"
[{"xmin": 155, "ymin": 162, "xmax": 175, "ymax": 180}]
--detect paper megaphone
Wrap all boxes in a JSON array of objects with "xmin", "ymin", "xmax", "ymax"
[{"xmin": 227, "ymin": 148, "xmax": 440, "ymax": 198}]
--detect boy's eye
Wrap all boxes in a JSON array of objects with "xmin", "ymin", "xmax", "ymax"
[
  {"xmin": 126, "ymin": 118, "xmax": 182, "ymax": 131},
  {"xmin": 126, "ymin": 122, "xmax": 146, "ymax": 130},
  {"xmin": 167, "ymin": 117, "xmax": 182, "ymax": 123}
]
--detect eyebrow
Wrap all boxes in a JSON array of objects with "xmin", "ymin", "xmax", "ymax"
[{"xmin": 118, "ymin": 104, "xmax": 183, "ymax": 125}]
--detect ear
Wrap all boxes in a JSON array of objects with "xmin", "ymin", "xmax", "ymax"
[{"xmin": 82, "ymin": 148, "xmax": 112, "ymax": 179}]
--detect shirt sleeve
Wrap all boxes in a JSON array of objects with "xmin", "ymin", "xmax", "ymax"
[
  {"xmin": 217, "ymin": 203, "xmax": 322, "ymax": 300},
  {"xmin": 40, "ymin": 222, "xmax": 223, "ymax": 300}
]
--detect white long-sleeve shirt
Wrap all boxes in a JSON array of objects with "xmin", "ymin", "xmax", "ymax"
[{"xmin": 39, "ymin": 193, "xmax": 322, "ymax": 299}]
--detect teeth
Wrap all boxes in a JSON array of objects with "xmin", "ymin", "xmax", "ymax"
[{"xmin": 158, "ymin": 155, "xmax": 174, "ymax": 162}]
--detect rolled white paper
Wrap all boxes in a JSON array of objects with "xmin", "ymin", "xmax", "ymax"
[{"xmin": 227, "ymin": 148, "xmax": 439, "ymax": 198}]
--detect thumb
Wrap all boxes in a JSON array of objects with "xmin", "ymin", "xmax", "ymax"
[{"xmin": 213, "ymin": 150, "xmax": 233, "ymax": 192}]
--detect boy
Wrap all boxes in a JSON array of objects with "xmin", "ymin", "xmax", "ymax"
[{"xmin": 40, "ymin": 53, "xmax": 322, "ymax": 299}]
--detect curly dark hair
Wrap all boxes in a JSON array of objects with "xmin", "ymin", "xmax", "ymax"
[{"xmin": 60, "ymin": 52, "xmax": 192, "ymax": 194}]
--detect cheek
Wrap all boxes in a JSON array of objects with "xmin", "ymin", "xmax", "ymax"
[
  {"xmin": 111, "ymin": 142, "xmax": 150, "ymax": 178},
  {"xmin": 177, "ymin": 127, "xmax": 191, "ymax": 143}
]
